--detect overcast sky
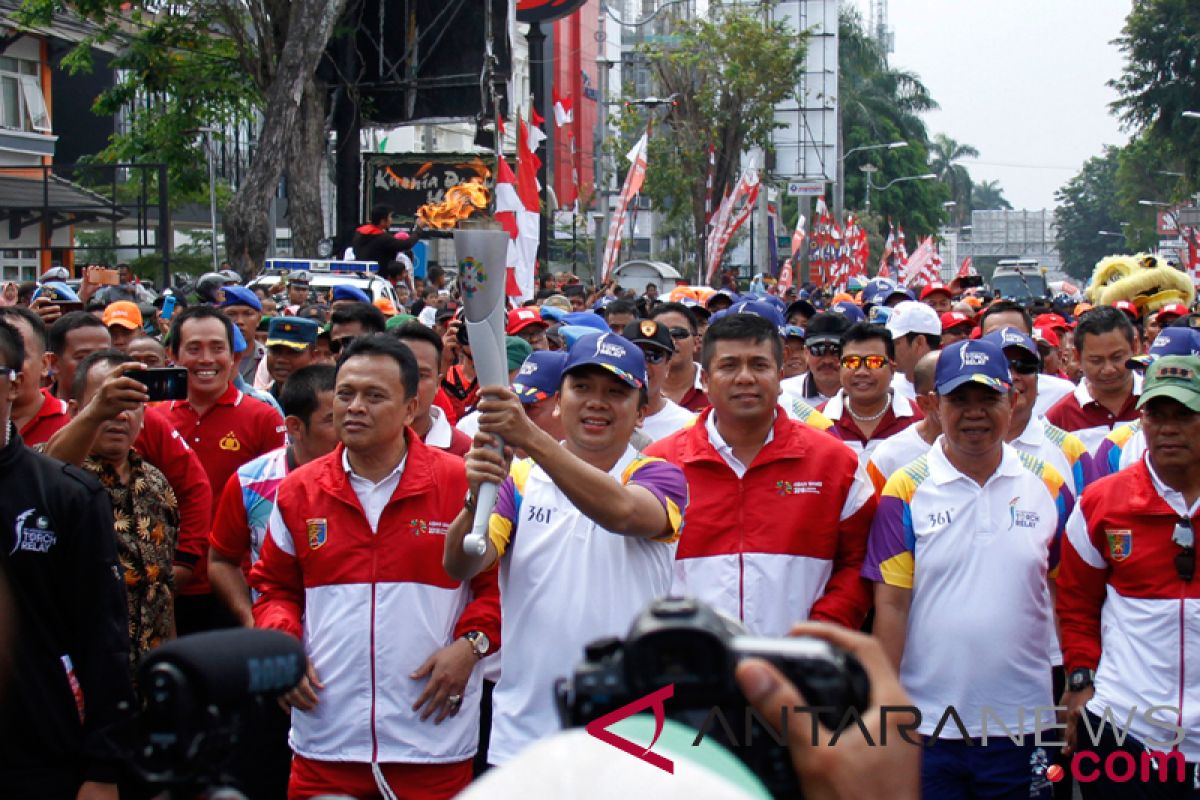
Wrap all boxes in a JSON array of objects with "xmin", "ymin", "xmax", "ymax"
[{"xmin": 843, "ymin": 0, "xmax": 1132, "ymax": 211}]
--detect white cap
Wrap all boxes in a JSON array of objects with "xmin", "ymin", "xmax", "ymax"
[{"xmin": 886, "ymin": 300, "xmax": 941, "ymax": 339}]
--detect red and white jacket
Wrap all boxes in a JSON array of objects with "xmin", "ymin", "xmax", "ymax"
[
  {"xmin": 251, "ymin": 433, "xmax": 500, "ymax": 765},
  {"xmin": 1059, "ymin": 457, "xmax": 1200, "ymax": 759},
  {"xmin": 645, "ymin": 408, "xmax": 877, "ymax": 635}
]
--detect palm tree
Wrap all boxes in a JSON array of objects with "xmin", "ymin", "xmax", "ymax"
[
  {"xmin": 929, "ymin": 134, "xmax": 979, "ymax": 225},
  {"xmin": 971, "ymin": 179, "xmax": 1013, "ymax": 211}
]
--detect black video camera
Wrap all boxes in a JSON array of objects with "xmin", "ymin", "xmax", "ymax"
[{"xmin": 555, "ymin": 598, "xmax": 870, "ymax": 798}]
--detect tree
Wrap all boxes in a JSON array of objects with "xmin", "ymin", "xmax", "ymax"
[
  {"xmin": 971, "ymin": 179, "xmax": 1012, "ymax": 211},
  {"xmin": 631, "ymin": 5, "xmax": 807, "ymax": 277},
  {"xmin": 17, "ymin": 0, "xmax": 345, "ymax": 274},
  {"xmin": 1110, "ymin": 0, "xmax": 1200, "ymax": 190},
  {"xmin": 1054, "ymin": 146, "xmax": 1125, "ymax": 280},
  {"xmin": 929, "ymin": 134, "xmax": 979, "ymax": 226}
]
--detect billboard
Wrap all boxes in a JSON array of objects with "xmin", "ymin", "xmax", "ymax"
[
  {"xmin": 364, "ymin": 153, "xmax": 494, "ymax": 223},
  {"xmin": 770, "ymin": 0, "xmax": 838, "ymax": 183}
]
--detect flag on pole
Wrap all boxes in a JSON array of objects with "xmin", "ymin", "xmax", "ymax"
[
  {"xmin": 767, "ymin": 202, "xmax": 780, "ymax": 276},
  {"xmin": 879, "ymin": 222, "xmax": 895, "ymax": 275},
  {"xmin": 900, "ymin": 236, "xmax": 938, "ymax": 288},
  {"xmin": 526, "ymin": 101, "xmax": 547, "ymax": 151},
  {"xmin": 601, "ymin": 132, "xmax": 649, "ymax": 281},
  {"xmin": 552, "ymin": 86, "xmax": 573, "ymax": 127},
  {"xmin": 790, "ymin": 210, "xmax": 807, "ymax": 262},
  {"xmin": 705, "ymin": 164, "xmax": 761, "ymax": 283},
  {"xmin": 896, "ymin": 225, "xmax": 909, "ymax": 265},
  {"xmin": 499, "ymin": 118, "xmax": 542, "ymax": 303},
  {"xmin": 957, "ymin": 256, "xmax": 975, "ymax": 278}
]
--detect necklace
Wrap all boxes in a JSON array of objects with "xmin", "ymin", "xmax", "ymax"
[{"xmin": 847, "ymin": 392, "xmax": 890, "ymax": 423}]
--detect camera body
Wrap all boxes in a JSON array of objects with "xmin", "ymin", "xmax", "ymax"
[{"xmin": 556, "ymin": 597, "xmax": 870, "ymax": 798}]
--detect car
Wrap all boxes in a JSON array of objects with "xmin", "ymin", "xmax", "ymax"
[{"xmin": 248, "ymin": 258, "xmax": 400, "ymax": 308}]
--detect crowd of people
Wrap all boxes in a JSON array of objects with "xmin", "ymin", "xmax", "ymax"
[{"xmin": 1, "ymin": 252, "xmax": 1199, "ymax": 800}]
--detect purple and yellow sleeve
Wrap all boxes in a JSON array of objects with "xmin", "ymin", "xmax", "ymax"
[
  {"xmin": 623, "ymin": 457, "xmax": 688, "ymax": 543},
  {"xmin": 487, "ymin": 476, "xmax": 519, "ymax": 557},
  {"xmin": 862, "ymin": 470, "xmax": 918, "ymax": 589},
  {"xmin": 1041, "ymin": 463, "xmax": 1073, "ymax": 576}
]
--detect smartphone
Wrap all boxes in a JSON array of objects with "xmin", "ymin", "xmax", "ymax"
[
  {"xmin": 88, "ymin": 266, "xmax": 120, "ymax": 286},
  {"xmin": 161, "ymin": 295, "xmax": 177, "ymax": 321},
  {"xmin": 127, "ymin": 367, "xmax": 189, "ymax": 402},
  {"xmin": 956, "ymin": 275, "xmax": 984, "ymax": 289},
  {"xmin": 56, "ymin": 301, "xmax": 84, "ymax": 314}
]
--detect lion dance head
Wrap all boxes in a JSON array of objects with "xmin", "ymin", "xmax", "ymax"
[{"xmin": 1085, "ymin": 253, "xmax": 1195, "ymax": 314}]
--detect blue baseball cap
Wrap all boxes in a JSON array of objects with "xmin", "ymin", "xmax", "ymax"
[
  {"xmin": 265, "ymin": 316, "xmax": 319, "ymax": 349},
  {"xmin": 707, "ymin": 289, "xmax": 740, "ymax": 309},
  {"xmin": 726, "ymin": 298, "xmax": 786, "ymax": 332},
  {"xmin": 982, "ymin": 326, "xmax": 1039, "ymax": 360},
  {"xmin": 867, "ymin": 305, "xmax": 892, "ymax": 325},
  {"xmin": 1128, "ymin": 327, "xmax": 1200, "ymax": 368},
  {"xmin": 539, "ymin": 304, "xmax": 568, "ymax": 323},
  {"xmin": 562, "ymin": 332, "xmax": 646, "ymax": 389},
  {"xmin": 231, "ymin": 324, "xmax": 248, "ymax": 355},
  {"xmin": 332, "ymin": 285, "xmax": 371, "ymax": 304},
  {"xmin": 862, "ymin": 277, "xmax": 898, "ymax": 307},
  {"xmin": 936, "ymin": 339, "xmax": 1012, "ymax": 395},
  {"xmin": 220, "ymin": 285, "xmax": 262, "ymax": 312},
  {"xmin": 830, "ymin": 301, "xmax": 866, "ymax": 324},
  {"xmin": 563, "ymin": 311, "xmax": 610, "ymax": 333},
  {"xmin": 37, "ymin": 281, "xmax": 80, "ymax": 303},
  {"xmin": 511, "ymin": 350, "xmax": 568, "ymax": 403},
  {"xmin": 593, "ymin": 295, "xmax": 618, "ymax": 311}
]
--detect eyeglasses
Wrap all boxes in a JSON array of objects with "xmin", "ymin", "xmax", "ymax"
[
  {"xmin": 807, "ymin": 342, "xmax": 841, "ymax": 358},
  {"xmin": 0, "ymin": 367, "xmax": 15, "ymax": 381},
  {"xmin": 641, "ymin": 348, "xmax": 669, "ymax": 365},
  {"xmin": 1007, "ymin": 358, "xmax": 1041, "ymax": 375},
  {"xmin": 667, "ymin": 327, "xmax": 693, "ymax": 340},
  {"xmin": 840, "ymin": 354, "xmax": 889, "ymax": 370},
  {"xmin": 329, "ymin": 336, "xmax": 356, "ymax": 355},
  {"xmin": 1174, "ymin": 517, "xmax": 1194, "ymax": 582}
]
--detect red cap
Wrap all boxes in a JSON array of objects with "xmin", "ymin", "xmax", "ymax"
[
  {"xmin": 1155, "ymin": 303, "xmax": 1189, "ymax": 321},
  {"xmin": 1031, "ymin": 326, "xmax": 1060, "ymax": 348},
  {"xmin": 968, "ymin": 326, "xmax": 983, "ymax": 340},
  {"xmin": 506, "ymin": 306, "xmax": 546, "ymax": 335},
  {"xmin": 939, "ymin": 311, "xmax": 973, "ymax": 332},
  {"xmin": 1033, "ymin": 313, "xmax": 1070, "ymax": 332},
  {"xmin": 1112, "ymin": 300, "xmax": 1139, "ymax": 320},
  {"xmin": 920, "ymin": 282, "xmax": 952, "ymax": 301}
]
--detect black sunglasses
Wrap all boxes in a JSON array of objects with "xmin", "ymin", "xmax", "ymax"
[
  {"xmin": 807, "ymin": 342, "xmax": 841, "ymax": 358},
  {"xmin": 1007, "ymin": 358, "xmax": 1041, "ymax": 375},
  {"xmin": 329, "ymin": 336, "xmax": 356, "ymax": 355},
  {"xmin": 667, "ymin": 326, "xmax": 693, "ymax": 340},
  {"xmin": 1174, "ymin": 517, "xmax": 1194, "ymax": 582}
]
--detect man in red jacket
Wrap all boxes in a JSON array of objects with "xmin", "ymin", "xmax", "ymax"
[
  {"xmin": 252, "ymin": 334, "xmax": 499, "ymax": 800},
  {"xmin": 646, "ymin": 313, "xmax": 876, "ymax": 635},
  {"xmin": 1058, "ymin": 354, "xmax": 1200, "ymax": 792}
]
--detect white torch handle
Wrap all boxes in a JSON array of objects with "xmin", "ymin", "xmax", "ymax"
[
  {"xmin": 465, "ymin": 480, "xmax": 499, "ymax": 556},
  {"xmin": 461, "ymin": 313, "xmax": 509, "ymax": 557}
]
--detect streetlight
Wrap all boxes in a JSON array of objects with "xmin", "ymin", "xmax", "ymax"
[
  {"xmin": 196, "ymin": 126, "xmax": 220, "ymax": 271},
  {"xmin": 861, "ymin": 167, "xmax": 937, "ymax": 212},
  {"xmin": 1098, "ymin": 230, "xmax": 1125, "ymax": 237},
  {"xmin": 1182, "ymin": 111, "xmax": 1200, "ymax": 119},
  {"xmin": 834, "ymin": 141, "xmax": 907, "ymax": 223}
]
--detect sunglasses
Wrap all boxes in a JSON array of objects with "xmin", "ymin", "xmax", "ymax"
[
  {"xmin": 840, "ymin": 354, "xmax": 889, "ymax": 370},
  {"xmin": 0, "ymin": 367, "xmax": 15, "ymax": 381},
  {"xmin": 1007, "ymin": 358, "xmax": 1041, "ymax": 375},
  {"xmin": 1174, "ymin": 517, "xmax": 1195, "ymax": 582},
  {"xmin": 641, "ymin": 348, "xmax": 669, "ymax": 365},
  {"xmin": 808, "ymin": 342, "xmax": 841, "ymax": 358},
  {"xmin": 329, "ymin": 336, "xmax": 356, "ymax": 355},
  {"xmin": 667, "ymin": 326, "xmax": 693, "ymax": 340}
]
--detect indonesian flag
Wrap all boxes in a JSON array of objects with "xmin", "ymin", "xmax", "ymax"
[
  {"xmin": 957, "ymin": 256, "xmax": 975, "ymax": 278},
  {"xmin": 896, "ymin": 225, "xmax": 909, "ymax": 264},
  {"xmin": 498, "ymin": 118, "xmax": 540, "ymax": 302},
  {"xmin": 552, "ymin": 86, "xmax": 573, "ymax": 127},
  {"xmin": 526, "ymin": 102, "xmax": 547, "ymax": 151},
  {"xmin": 779, "ymin": 259, "xmax": 794, "ymax": 292},
  {"xmin": 790, "ymin": 210, "xmax": 807, "ymax": 261},
  {"xmin": 1185, "ymin": 226, "xmax": 1200, "ymax": 286},
  {"xmin": 705, "ymin": 165, "xmax": 760, "ymax": 283},
  {"xmin": 879, "ymin": 223, "xmax": 895, "ymax": 274},
  {"xmin": 901, "ymin": 236, "xmax": 938, "ymax": 288},
  {"xmin": 601, "ymin": 132, "xmax": 649, "ymax": 281},
  {"xmin": 878, "ymin": 263, "xmax": 891, "ymax": 279}
]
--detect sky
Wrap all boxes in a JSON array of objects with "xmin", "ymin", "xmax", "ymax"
[{"xmin": 844, "ymin": 0, "xmax": 1132, "ymax": 211}]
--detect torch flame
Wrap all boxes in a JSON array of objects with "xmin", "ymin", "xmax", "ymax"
[{"xmin": 417, "ymin": 179, "xmax": 490, "ymax": 229}]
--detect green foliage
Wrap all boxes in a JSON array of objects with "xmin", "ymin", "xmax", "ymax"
[
  {"xmin": 971, "ymin": 179, "xmax": 1012, "ymax": 212},
  {"xmin": 929, "ymin": 134, "xmax": 978, "ymax": 225},
  {"xmin": 1109, "ymin": 0, "xmax": 1200, "ymax": 189},
  {"xmin": 1054, "ymin": 147, "xmax": 1126, "ymax": 280},
  {"xmin": 74, "ymin": 229, "xmax": 117, "ymax": 265}
]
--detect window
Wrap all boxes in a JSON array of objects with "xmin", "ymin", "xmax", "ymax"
[{"xmin": 0, "ymin": 56, "xmax": 49, "ymax": 133}]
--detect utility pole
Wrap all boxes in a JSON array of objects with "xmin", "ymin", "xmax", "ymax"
[{"xmin": 593, "ymin": 56, "xmax": 613, "ymax": 282}]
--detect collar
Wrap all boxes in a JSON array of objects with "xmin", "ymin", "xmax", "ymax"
[
  {"xmin": 170, "ymin": 382, "xmax": 241, "ymax": 414},
  {"xmin": 1073, "ymin": 371, "xmax": 1143, "ymax": 407},
  {"xmin": 425, "ymin": 405, "xmax": 453, "ymax": 448},
  {"xmin": 1144, "ymin": 453, "xmax": 1200, "ymax": 517},
  {"xmin": 356, "ymin": 223, "xmax": 386, "ymax": 235},
  {"xmin": 24, "ymin": 387, "xmax": 68, "ymax": 428},
  {"xmin": 704, "ymin": 409, "xmax": 776, "ymax": 457},
  {"xmin": 341, "ymin": 446, "xmax": 407, "ymax": 486},
  {"xmin": 927, "ymin": 437, "xmax": 1024, "ymax": 486},
  {"xmin": 1013, "ymin": 416, "xmax": 1046, "ymax": 449},
  {"xmin": 823, "ymin": 389, "xmax": 916, "ymax": 421}
]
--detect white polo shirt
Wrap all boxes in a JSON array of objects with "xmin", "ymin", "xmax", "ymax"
[
  {"xmin": 484, "ymin": 445, "xmax": 687, "ymax": 765},
  {"xmin": 864, "ymin": 422, "xmax": 934, "ymax": 494},
  {"xmin": 1033, "ymin": 373, "xmax": 1075, "ymax": 420},
  {"xmin": 641, "ymin": 398, "xmax": 696, "ymax": 442},
  {"xmin": 862, "ymin": 440, "xmax": 1072, "ymax": 738}
]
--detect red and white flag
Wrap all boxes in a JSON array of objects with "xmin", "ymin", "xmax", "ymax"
[
  {"xmin": 498, "ymin": 117, "xmax": 541, "ymax": 302},
  {"xmin": 879, "ymin": 222, "xmax": 895, "ymax": 274},
  {"xmin": 790, "ymin": 210, "xmax": 807, "ymax": 262},
  {"xmin": 901, "ymin": 236, "xmax": 938, "ymax": 288},
  {"xmin": 704, "ymin": 145, "xmax": 717, "ymax": 225},
  {"xmin": 705, "ymin": 165, "xmax": 760, "ymax": 282},
  {"xmin": 601, "ymin": 132, "xmax": 649, "ymax": 281},
  {"xmin": 957, "ymin": 256, "xmax": 975, "ymax": 279},
  {"xmin": 552, "ymin": 86, "xmax": 573, "ymax": 127}
]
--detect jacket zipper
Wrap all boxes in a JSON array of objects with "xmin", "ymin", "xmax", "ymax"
[
  {"xmin": 738, "ymin": 480, "xmax": 745, "ymax": 622},
  {"xmin": 370, "ymin": 510, "xmax": 380, "ymax": 765},
  {"xmin": 1178, "ymin": 591, "xmax": 1185, "ymax": 746}
]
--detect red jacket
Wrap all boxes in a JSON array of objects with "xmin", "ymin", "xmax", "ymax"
[
  {"xmin": 134, "ymin": 407, "xmax": 212, "ymax": 576},
  {"xmin": 1058, "ymin": 459, "xmax": 1200, "ymax": 758},
  {"xmin": 645, "ymin": 408, "xmax": 877, "ymax": 634},
  {"xmin": 251, "ymin": 432, "xmax": 499, "ymax": 764}
]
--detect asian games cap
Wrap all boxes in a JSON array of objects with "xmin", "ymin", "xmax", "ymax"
[
  {"xmin": 726, "ymin": 299, "xmax": 785, "ymax": 334},
  {"xmin": 982, "ymin": 326, "xmax": 1039, "ymax": 360},
  {"xmin": 830, "ymin": 301, "xmax": 866, "ymax": 324},
  {"xmin": 886, "ymin": 300, "xmax": 941, "ymax": 339},
  {"xmin": 1137, "ymin": 355, "xmax": 1200, "ymax": 413},
  {"xmin": 562, "ymin": 311, "xmax": 611, "ymax": 333},
  {"xmin": 266, "ymin": 316, "xmax": 319, "ymax": 349},
  {"xmin": 511, "ymin": 350, "xmax": 568, "ymax": 403},
  {"xmin": 1127, "ymin": 327, "xmax": 1200, "ymax": 369},
  {"xmin": 331, "ymin": 285, "xmax": 371, "ymax": 304},
  {"xmin": 935, "ymin": 339, "xmax": 1013, "ymax": 395},
  {"xmin": 220, "ymin": 285, "xmax": 263, "ymax": 312},
  {"xmin": 861, "ymin": 277, "xmax": 898, "ymax": 307},
  {"xmin": 562, "ymin": 331, "xmax": 646, "ymax": 389}
]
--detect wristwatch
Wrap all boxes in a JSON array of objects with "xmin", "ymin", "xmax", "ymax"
[
  {"xmin": 463, "ymin": 630, "xmax": 490, "ymax": 659},
  {"xmin": 1068, "ymin": 667, "xmax": 1096, "ymax": 692},
  {"xmin": 464, "ymin": 488, "xmax": 478, "ymax": 515}
]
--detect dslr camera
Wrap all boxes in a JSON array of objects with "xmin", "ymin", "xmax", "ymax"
[{"xmin": 556, "ymin": 597, "xmax": 870, "ymax": 798}]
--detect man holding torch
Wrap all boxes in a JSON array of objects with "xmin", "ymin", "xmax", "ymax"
[{"xmin": 443, "ymin": 330, "xmax": 688, "ymax": 765}]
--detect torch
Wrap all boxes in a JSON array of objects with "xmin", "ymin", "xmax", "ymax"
[{"xmin": 454, "ymin": 220, "xmax": 512, "ymax": 556}]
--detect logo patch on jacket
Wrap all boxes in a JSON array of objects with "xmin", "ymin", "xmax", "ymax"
[
  {"xmin": 219, "ymin": 432, "xmax": 242, "ymax": 451},
  {"xmin": 307, "ymin": 518, "xmax": 328, "ymax": 550},
  {"xmin": 11, "ymin": 508, "xmax": 56, "ymax": 554},
  {"xmin": 1106, "ymin": 529, "xmax": 1132, "ymax": 562},
  {"xmin": 775, "ymin": 480, "xmax": 822, "ymax": 496}
]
